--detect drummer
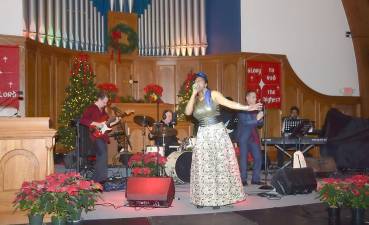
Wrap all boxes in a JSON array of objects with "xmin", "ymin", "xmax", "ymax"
[{"xmin": 148, "ymin": 110, "xmax": 179, "ymax": 157}]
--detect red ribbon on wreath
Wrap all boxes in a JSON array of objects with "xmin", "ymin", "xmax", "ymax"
[{"xmin": 110, "ymin": 31, "xmax": 122, "ymax": 63}]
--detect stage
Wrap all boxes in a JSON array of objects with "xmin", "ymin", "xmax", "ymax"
[
  {"xmin": 4, "ymin": 175, "xmax": 369, "ymax": 225},
  {"xmin": 9, "ymin": 182, "xmax": 369, "ymax": 225},
  {"xmin": 3, "ymin": 179, "xmax": 318, "ymax": 225}
]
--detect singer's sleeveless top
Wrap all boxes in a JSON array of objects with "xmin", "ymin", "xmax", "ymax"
[{"xmin": 193, "ymin": 98, "xmax": 221, "ymax": 127}]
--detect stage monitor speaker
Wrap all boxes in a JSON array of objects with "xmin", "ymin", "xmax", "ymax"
[
  {"xmin": 126, "ymin": 177, "xmax": 175, "ymax": 207},
  {"xmin": 271, "ymin": 167, "xmax": 317, "ymax": 195}
]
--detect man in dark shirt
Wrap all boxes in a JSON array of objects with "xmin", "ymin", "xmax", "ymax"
[
  {"xmin": 278, "ymin": 106, "xmax": 300, "ymax": 168},
  {"xmin": 236, "ymin": 91, "xmax": 264, "ymax": 186},
  {"xmin": 148, "ymin": 110, "xmax": 179, "ymax": 157},
  {"xmin": 80, "ymin": 91, "xmax": 120, "ymax": 183}
]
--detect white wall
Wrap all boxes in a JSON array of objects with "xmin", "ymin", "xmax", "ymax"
[
  {"xmin": 241, "ymin": 0, "xmax": 359, "ymax": 96},
  {"xmin": 0, "ymin": 0, "xmax": 23, "ymax": 36}
]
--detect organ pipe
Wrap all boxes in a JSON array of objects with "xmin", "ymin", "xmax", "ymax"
[
  {"xmin": 128, "ymin": 0, "xmax": 134, "ymax": 13},
  {"xmin": 29, "ymin": 0, "xmax": 37, "ymax": 40},
  {"xmin": 75, "ymin": 0, "xmax": 80, "ymax": 50},
  {"xmin": 38, "ymin": 0, "xmax": 46, "ymax": 43},
  {"xmin": 22, "ymin": 0, "xmax": 28, "ymax": 37},
  {"xmin": 169, "ymin": 0, "xmax": 175, "ymax": 56},
  {"xmin": 110, "ymin": 0, "xmax": 114, "ymax": 11},
  {"xmin": 80, "ymin": 0, "xmax": 85, "ymax": 50},
  {"xmin": 68, "ymin": 0, "xmax": 74, "ymax": 49},
  {"xmin": 46, "ymin": 0, "xmax": 54, "ymax": 46},
  {"xmin": 93, "ymin": 6, "xmax": 98, "ymax": 52},
  {"xmin": 193, "ymin": 0, "xmax": 200, "ymax": 56},
  {"xmin": 180, "ymin": 0, "xmax": 186, "ymax": 56},
  {"xmin": 62, "ymin": 0, "xmax": 68, "ymax": 48},
  {"xmin": 159, "ymin": 0, "xmax": 165, "ymax": 56},
  {"xmin": 98, "ymin": 12, "xmax": 101, "ymax": 52},
  {"xmin": 85, "ymin": 0, "xmax": 90, "ymax": 51},
  {"xmin": 199, "ymin": 0, "xmax": 207, "ymax": 56},
  {"xmin": 175, "ymin": 0, "xmax": 180, "ymax": 56},
  {"xmin": 186, "ymin": 0, "xmax": 193, "ymax": 56},
  {"xmin": 102, "ymin": 15, "xmax": 105, "ymax": 52},
  {"xmin": 144, "ymin": 9, "xmax": 148, "ymax": 55},
  {"xmin": 55, "ymin": 0, "xmax": 62, "ymax": 47},
  {"xmin": 164, "ymin": 0, "xmax": 170, "ymax": 56},
  {"xmin": 155, "ymin": 0, "xmax": 160, "ymax": 55}
]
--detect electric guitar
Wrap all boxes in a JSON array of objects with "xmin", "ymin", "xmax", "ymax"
[{"xmin": 90, "ymin": 109, "xmax": 134, "ymax": 138}]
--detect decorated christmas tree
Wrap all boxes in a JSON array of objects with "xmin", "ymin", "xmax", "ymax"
[
  {"xmin": 57, "ymin": 54, "xmax": 98, "ymax": 150},
  {"xmin": 176, "ymin": 72, "xmax": 196, "ymax": 121}
]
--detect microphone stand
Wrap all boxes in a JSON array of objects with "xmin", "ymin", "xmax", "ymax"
[{"xmin": 259, "ymin": 104, "xmax": 273, "ymax": 190}]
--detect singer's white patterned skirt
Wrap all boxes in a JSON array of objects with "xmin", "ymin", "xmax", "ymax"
[{"xmin": 190, "ymin": 122, "xmax": 246, "ymax": 206}]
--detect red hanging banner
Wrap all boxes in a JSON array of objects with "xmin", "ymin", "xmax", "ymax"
[
  {"xmin": 246, "ymin": 60, "xmax": 282, "ymax": 109},
  {"xmin": 0, "ymin": 45, "xmax": 20, "ymax": 109}
]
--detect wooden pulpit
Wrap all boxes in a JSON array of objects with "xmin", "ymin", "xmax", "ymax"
[{"xmin": 0, "ymin": 117, "xmax": 56, "ymax": 192}]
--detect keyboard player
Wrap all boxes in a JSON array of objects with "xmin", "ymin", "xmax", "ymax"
[{"xmin": 277, "ymin": 106, "xmax": 304, "ymax": 168}]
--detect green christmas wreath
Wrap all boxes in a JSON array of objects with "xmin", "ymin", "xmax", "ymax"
[{"xmin": 108, "ymin": 23, "xmax": 138, "ymax": 54}]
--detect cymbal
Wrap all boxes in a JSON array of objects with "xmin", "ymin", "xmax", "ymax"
[
  {"xmin": 133, "ymin": 115, "xmax": 155, "ymax": 127},
  {"xmin": 151, "ymin": 126, "xmax": 177, "ymax": 137}
]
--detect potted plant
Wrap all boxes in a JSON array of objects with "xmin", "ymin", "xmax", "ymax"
[
  {"xmin": 143, "ymin": 84, "xmax": 163, "ymax": 103},
  {"xmin": 13, "ymin": 180, "xmax": 50, "ymax": 225},
  {"xmin": 45, "ymin": 172, "xmax": 102, "ymax": 224},
  {"xmin": 318, "ymin": 177, "xmax": 346, "ymax": 225},
  {"xmin": 343, "ymin": 175, "xmax": 369, "ymax": 225},
  {"xmin": 97, "ymin": 82, "xmax": 119, "ymax": 104},
  {"xmin": 128, "ymin": 152, "xmax": 167, "ymax": 177}
]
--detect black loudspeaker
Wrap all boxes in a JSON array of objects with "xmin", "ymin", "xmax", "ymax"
[
  {"xmin": 126, "ymin": 177, "xmax": 175, "ymax": 207},
  {"xmin": 271, "ymin": 167, "xmax": 317, "ymax": 195}
]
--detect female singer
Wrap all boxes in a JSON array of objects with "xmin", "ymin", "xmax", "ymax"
[{"xmin": 185, "ymin": 72, "xmax": 262, "ymax": 209}]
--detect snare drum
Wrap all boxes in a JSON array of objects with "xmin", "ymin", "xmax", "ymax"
[
  {"xmin": 165, "ymin": 151, "xmax": 192, "ymax": 184},
  {"xmin": 145, "ymin": 146, "xmax": 165, "ymax": 157}
]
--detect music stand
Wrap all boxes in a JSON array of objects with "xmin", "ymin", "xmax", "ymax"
[
  {"xmin": 259, "ymin": 107, "xmax": 273, "ymax": 190},
  {"xmin": 290, "ymin": 119, "xmax": 312, "ymax": 138}
]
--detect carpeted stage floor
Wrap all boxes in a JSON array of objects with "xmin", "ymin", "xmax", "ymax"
[
  {"xmin": 10, "ymin": 182, "xmax": 369, "ymax": 225},
  {"xmin": 14, "ymin": 203, "xmax": 369, "ymax": 225}
]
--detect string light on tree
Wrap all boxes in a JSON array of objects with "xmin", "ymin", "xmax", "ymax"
[{"xmin": 57, "ymin": 54, "xmax": 98, "ymax": 150}]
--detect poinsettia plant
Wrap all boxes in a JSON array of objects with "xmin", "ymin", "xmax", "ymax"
[
  {"xmin": 143, "ymin": 84, "xmax": 163, "ymax": 103},
  {"xmin": 13, "ymin": 172, "xmax": 102, "ymax": 220},
  {"xmin": 318, "ymin": 177, "xmax": 346, "ymax": 208},
  {"xmin": 343, "ymin": 175, "xmax": 369, "ymax": 209},
  {"xmin": 318, "ymin": 175, "xmax": 369, "ymax": 209},
  {"xmin": 97, "ymin": 82, "xmax": 119, "ymax": 103},
  {"xmin": 128, "ymin": 152, "xmax": 167, "ymax": 176},
  {"xmin": 44, "ymin": 172, "xmax": 102, "ymax": 219},
  {"xmin": 13, "ymin": 180, "xmax": 50, "ymax": 216}
]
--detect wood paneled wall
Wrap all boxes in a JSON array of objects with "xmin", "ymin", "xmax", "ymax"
[
  {"xmin": 23, "ymin": 39, "xmax": 361, "ymax": 158},
  {"xmin": 342, "ymin": 0, "xmax": 369, "ymax": 118},
  {"xmin": 24, "ymin": 39, "xmax": 361, "ymax": 129}
]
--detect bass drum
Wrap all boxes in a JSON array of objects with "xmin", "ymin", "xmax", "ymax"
[{"xmin": 165, "ymin": 151, "xmax": 192, "ymax": 184}]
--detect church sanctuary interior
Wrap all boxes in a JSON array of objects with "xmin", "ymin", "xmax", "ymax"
[{"xmin": 1, "ymin": 0, "xmax": 369, "ymax": 225}]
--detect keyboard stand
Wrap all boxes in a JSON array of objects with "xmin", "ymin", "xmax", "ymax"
[{"xmin": 276, "ymin": 143, "xmax": 315, "ymax": 169}]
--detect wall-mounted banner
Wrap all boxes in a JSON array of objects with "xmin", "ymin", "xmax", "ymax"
[
  {"xmin": 0, "ymin": 45, "xmax": 20, "ymax": 109},
  {"xmin": 246, "ymin": 60, "xmax": 282, "ymax": 109}
]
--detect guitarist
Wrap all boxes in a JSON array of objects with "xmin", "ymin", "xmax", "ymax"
[{"xmin": 80, "ymin": 91, "xmax": 121, "ymax": 184}]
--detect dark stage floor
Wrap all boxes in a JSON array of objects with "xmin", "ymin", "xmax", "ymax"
[{"xmin": 18, "ymin": 204, "xmax": 368, "ymax": 225}]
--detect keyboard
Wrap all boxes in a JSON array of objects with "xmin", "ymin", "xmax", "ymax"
[{"xmin": 261, "ymin": 137, "xmax": 327, "ymax": 145}]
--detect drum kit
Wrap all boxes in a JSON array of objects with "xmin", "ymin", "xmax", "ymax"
[{"xmin": 133, "ymin": 114, "xmax": 195, "ymax": 184}]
